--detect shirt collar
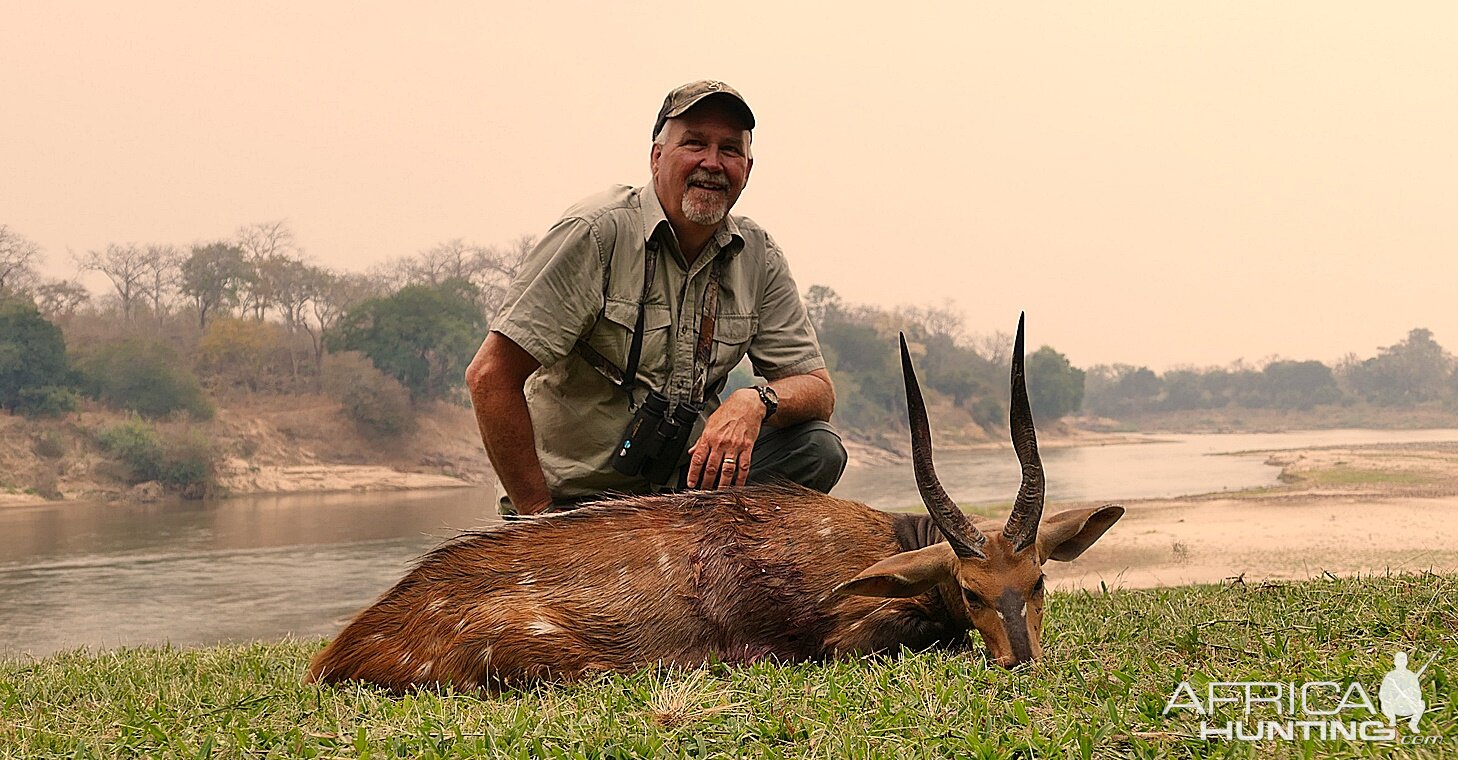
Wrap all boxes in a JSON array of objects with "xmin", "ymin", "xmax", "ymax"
[{"xmin": 639, "ymin": 183, "xmax": 744, "ymax": 259}]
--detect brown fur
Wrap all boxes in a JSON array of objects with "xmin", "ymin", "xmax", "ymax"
[{"xmin": 307, "ymin": 484, "xmax": 965, "ymax": 690}]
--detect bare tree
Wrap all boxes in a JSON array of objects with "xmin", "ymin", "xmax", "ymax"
[
  {"xmin": 78, "ymin": 243, "xmax": 149, "ymax": 322},
  {"xmin": 139, "ymin": 244, "xmax": 182, "ymax": 326},
  {"xmin": 967, "ymin": 330, "xmax": 1014, "ymax": 368},
  {"xmin": 475, "ymin": 234, "xmax": 534, "ymax": 317},
  {"xmin": 236, "ymin": 220, "xmax": 299, "ymax": 320},
  {"xmin": 299, "ymin": 269, "xmax": 370, "ymax": 390},
  {"xmin": 0, "ymin": 224, "xmax": 42, "ymax": 295}
]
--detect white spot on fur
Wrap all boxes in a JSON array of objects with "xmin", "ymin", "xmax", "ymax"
[
  {"xmin": 658, "ymin": 552, "xmax": 672, "ymax": 573},
  {"xmin": 368, "ymin": 633, "xmax": 386, "ymax": 643},
  {"xmin": 519, "ymin": 572, "xmax": 536, "ymax": 585},
  {"xmin": 415, "ymin": 661, "xmax": 433, "ymax": 678},
  {"xmin": 818, "ymin": 526, "xmax": 833, "ymax": 537},
  {"xmin": 528, "ymin": 618, "xmax": 562, "ymax": 635},
  {"xmin": 455, "ymin": 618, "xmax": 469, "ymax": 632},
  {"xmin": 426, "ymin": 598, "xmax": 448, "ymax": 612},
  {"xmin": 399, "ymin": 652, "xmax": 413, "ymax": 666}
]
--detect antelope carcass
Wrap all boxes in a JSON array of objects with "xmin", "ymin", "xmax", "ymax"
[{"xmin": 307, "ymin": 316, "xmax": 1124, "ymax": 689}]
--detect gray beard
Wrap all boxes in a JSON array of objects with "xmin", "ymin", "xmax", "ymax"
[{"xmin": 682, "ymin": 188, "xmax": 729, "ymax": 226}]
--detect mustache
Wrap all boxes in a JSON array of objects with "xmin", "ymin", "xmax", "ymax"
[{"xmin": 686, "ymin": 169, "xmax": 730, "ymax": 189}]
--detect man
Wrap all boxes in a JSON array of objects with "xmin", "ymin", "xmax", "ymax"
[{"xmin": 466, "ymin": 80, "xmax": 846, "ymax": 514}]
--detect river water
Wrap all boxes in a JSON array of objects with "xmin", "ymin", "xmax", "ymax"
[{"xmin": 4, "ymin": 428, "xmax": 1458, "ymax": 657}]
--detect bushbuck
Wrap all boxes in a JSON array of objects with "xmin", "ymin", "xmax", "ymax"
[{"xmin": 307, "ymin": 316, "xmax": 1124, "ymax": 689}]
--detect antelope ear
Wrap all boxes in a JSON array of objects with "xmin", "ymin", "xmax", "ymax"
[
  {"xmin": 827, "ymin": 543, "xmax": 958, "ymax": 601},
  {"xmin": 1037, "ymin": 504, "xmax": 1125, "ymax": 562}
]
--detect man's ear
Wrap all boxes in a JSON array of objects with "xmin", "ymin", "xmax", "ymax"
[
  {"xmin": 825, "ymin": 543, "xmax": 958, "ymax": 602},
  {"xmin": 650, "ymin": 143, "xmax": 662, "ymax": 175},
  {"xmin": 1037, "ymin": 505, "xmax": 1125, "ymax": 562}
]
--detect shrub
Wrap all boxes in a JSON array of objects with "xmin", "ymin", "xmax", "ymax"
[
  {"xmin": 30, "ymin": 430, "xmax": 67, "ymax": 459},
  {"xmin": 96, "ymin": 418, "xmax": 165, "ymax": 482},
  {"xmin": 14, "ymin": 386, "xmax": 79, "ymax": 417},
  {"xmin": 323, "ymin": 351, "xmax": 416, "ymax": 438},
  {"xmin": 95, "ymin": 418, "xmax": 218, "ymax": 498},
  {"xmin": 78, "ymin": 338, "xmax": 213, "ymax": 420}
]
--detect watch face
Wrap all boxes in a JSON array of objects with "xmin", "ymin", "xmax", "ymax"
[{"xmin": 761, "ymin": 385, "xmax": 779, "ymax": 404}]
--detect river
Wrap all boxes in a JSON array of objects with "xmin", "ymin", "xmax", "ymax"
[{"xmin": 4, "ymin": 428, "xmax": 1458, "ymax": 657}]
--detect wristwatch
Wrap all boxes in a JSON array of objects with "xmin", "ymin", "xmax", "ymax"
[{"xmin": 754, "ymin": 385, "xmax": 779, "ymax": 421}]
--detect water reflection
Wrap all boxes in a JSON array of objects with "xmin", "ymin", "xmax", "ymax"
[{"xmin": 0, "ymin": 488, "xmax": 498, "ymax": 657}]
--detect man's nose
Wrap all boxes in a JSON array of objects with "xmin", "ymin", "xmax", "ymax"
[{"xmin": 698, "ymin": 147, "xmax": 724, "ymax": 171}]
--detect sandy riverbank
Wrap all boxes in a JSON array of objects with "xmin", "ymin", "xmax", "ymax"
[{"xmin": 1045, "ymin": 441, "xmax": 1458, "ymax": 589}]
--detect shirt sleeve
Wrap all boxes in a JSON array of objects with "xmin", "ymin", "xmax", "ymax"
[
  {"xmin": 491, "ymin": 217, "xmax": 605, "ymax": 368},
  {"xmin": 748, "ymin": 233, "xmax": 826, "ymax": 380}
]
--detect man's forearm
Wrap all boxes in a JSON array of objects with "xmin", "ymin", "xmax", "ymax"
[
  {"xmin": 470, "ymin": 381, "xmax": 553, "ymax": 514},
  {"xmin": 757, "ymin": 368, "xmax": 835, "ymax": 428}
]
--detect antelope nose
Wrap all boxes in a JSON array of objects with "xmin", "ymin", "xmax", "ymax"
[{"xmin": 992, "ymin": 650, "xmax": 1036, "ymax": 669}]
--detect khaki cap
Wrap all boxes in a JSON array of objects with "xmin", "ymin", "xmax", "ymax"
[{"xmin": 652, "ymin": 80, "xmax": 755, "ymax": 139}]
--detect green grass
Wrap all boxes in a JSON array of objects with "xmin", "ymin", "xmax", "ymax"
[
  {"xmin": 3, "ymin": 574, "xmax": 1455, "ymax": 758},
  {"xmin": 1280, "ymin": 466, "xmax": 1433, "ymax": 488}
]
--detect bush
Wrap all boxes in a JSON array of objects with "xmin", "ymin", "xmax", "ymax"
[
  {"xmin": 96, "ymin": 418, "xmax": 165, "ymax": 482},
  {"xmin": 0, "ymin": 296, "xmax": 77, "ymax": 417},
  {"xmin": 78, "ymin": 339, "xmax": 213, "ymax": 420},
  {"xmin": 95, "ymin": 418, "xmax": 218, "ymax": 498},
  {"xmin": 30, "ymin": 430, "xmax": 67, "ymax": 459},
  {"xmin": 13, "ymin": 386, "xmax": 78, "ymax": 417},
  {"xmin": 323, "ymin": 351, "xmax": 416, "ymax": 438}
]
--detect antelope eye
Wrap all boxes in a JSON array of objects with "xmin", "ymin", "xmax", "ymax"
[{"xmin": 962, "ymin": 588, "xmax": 986, "ymax": 608}]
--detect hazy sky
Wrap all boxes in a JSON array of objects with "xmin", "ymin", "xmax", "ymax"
[{"xmin": 3, "ymin": 2, "xmax": 1455, "ymax": 370}]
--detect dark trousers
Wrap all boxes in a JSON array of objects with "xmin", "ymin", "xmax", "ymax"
[
  {"xmin": 742, "ymin": 419, "xmax": 848, "ymax": 494},
  {"xmin": 499, "ymin": 420, "xmax": 848, "ymax": 515}
]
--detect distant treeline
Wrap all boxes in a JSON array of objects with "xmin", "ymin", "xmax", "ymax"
[
  {"xmin": 1083, "ymin": 328, "xmax": 1458, "ymax": 418},
  {"xmin": 4, "ymin": 221, "xmax": 1456, "ymax": 446}
]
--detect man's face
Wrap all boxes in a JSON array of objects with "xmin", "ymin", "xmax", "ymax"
[{"xmin": 651, "ymin": 100, "xmax": 753, "ymax": 230}]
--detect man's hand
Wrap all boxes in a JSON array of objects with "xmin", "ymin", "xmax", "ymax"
[{"xmin": 687, "ymin": 388, "xmax": 764, "ymax": 489}]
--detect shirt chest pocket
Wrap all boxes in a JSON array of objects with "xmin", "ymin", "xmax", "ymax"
[
  {"xmin": 710, "ymin": 313, "xmax": 758, "ymax": 384},
  {"xmin": 587, "ymin": 298, "xmax": 673, "ymax": 388}
]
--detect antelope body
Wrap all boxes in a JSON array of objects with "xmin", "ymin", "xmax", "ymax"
[{"xmin": 308, "ymin": 317, "xmax": 1124, "ymax": 689}]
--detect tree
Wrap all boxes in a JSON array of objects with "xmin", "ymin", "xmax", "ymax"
[
  {"xmin": 1084, "ymin": 364, "xmax": 1162, "ymax": 417},
  {"xmin": 298, "ymin": 268, "xmax": 370, "ymax": 389},
  {"xmin": 235, "ymin": 220, "xmax": 299, "ymax": 320},
  {"xmin": 1343, "ymin": 328, "xmax": 1454, "ymax": 406},
  {"xmin": 180, "ymin": 242, "xmax": 249, "ymax": 330},
  {"xmin": 32, "ymin": 280, "xmax": 91, "ymax": 321},
  {"xmin": 328, "ymin": 279, "xmax": 487, "ymax": 402},
  {"xmin": 803, "ymin": 285, "xmax": 843, "ymax": 326},
  {"xmin": 78, "ymin": 243, "xmax": 149, "ymax": 322},
  {"xmin": 77, "ymin": 338, "xmax": 212, "ymax": 419},
  {"xmin": 195, "ymin": 318, "xmax": 293, "ymax": 392},
  {"xmin": 1026, "ymin": 346, "xmax": 1085, "ymax": 420},
  {"xmin": 0, "ymin": 224, "xmax": 42, "ymax": 295},
  {"xmin": 0, "ymin": 296, "xmax": 76, "ymax": 416},
  {"xmin": 138, "ymin": 244, "xmax": 182, "ymax": 326},
  {"xmin": 1260, "ymin": 360, "xmax": 1342, "ymax": 410}
]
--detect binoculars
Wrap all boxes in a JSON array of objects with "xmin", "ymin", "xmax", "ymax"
[{"xmin": 611, "ymin": 390, "xmax": 702, "ymax": 485}]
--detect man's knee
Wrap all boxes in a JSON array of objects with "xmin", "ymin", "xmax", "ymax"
[{"xmin": 751, "ymin": 421, "xmax": 848, "ymax": 493}]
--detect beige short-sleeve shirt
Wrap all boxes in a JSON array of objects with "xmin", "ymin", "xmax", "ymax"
[{"xmin": 492, "ymin": 184, "xmax": 825, "ymax": 499}]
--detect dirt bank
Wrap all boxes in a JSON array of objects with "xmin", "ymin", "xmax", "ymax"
[
  {"xmin": 1047, "ymin": 440, "xmax": 1458, "ymax": 590},
  {"xmin": 0, "ymin": 394, "xmax": 491, "ymax": 506}
]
